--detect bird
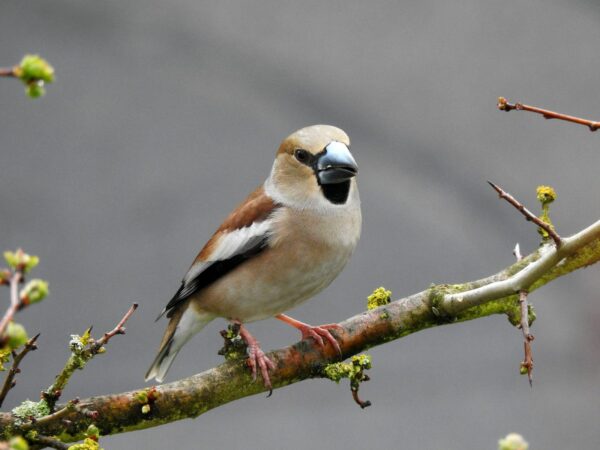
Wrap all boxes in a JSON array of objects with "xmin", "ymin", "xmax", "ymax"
[{"xmin": 145, "ymin": 124, "xmax": 361, "ymax": 390}]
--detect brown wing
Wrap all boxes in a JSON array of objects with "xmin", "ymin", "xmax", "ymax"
[
  {"xmin": 193, "ymin": 185, "xmax": 280, "ymax": 263},
  {"xmin": 157, "ymin": 186, "xmax": 280, "ymax": 320}
]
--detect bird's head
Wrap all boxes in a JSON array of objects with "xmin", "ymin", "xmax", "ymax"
[{"xmin": 266, "ymin": 125, "xmax": 358, "ymax": 208}]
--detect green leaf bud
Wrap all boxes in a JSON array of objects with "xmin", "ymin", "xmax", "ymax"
[
  {"xmin": 498, "ymin": 433, "xmax": 529, "ymax": 450},
  {"xmin": 3, "ymin": 249, "xmax": 39, "ymax": 272},
  {"xmin": 6, "ymin": 322, "xmax": 28, "ymax": 349},
  {"xmin": 9, "ymin": 436, "xmax": 29, "ymax": 450},
  {"xmin": 20, "ymin": 279, "xmax": 49, "ymax": 305},
  {"xmin": 86, "ymin": 424, "xmax": 100, "ymax": 440},
  {"xmin": 25, "ymin": 82, "xmax": 45, "ymax": 98},
  {"xmin": 17, "ymin": 55, "xmax": 55, "ymax": 83}
]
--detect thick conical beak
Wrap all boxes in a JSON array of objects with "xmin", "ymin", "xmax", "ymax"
[{"xmin": 315, "ymin": 141, "xmax": 358, "ymax": 185}]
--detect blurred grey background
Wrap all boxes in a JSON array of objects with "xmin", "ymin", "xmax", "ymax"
[{"xmin": 1, "ymin": 1, "xmax": 599, "ymax": 448}]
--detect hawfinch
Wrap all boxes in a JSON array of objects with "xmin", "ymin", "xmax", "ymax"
[{"xmin": 146, "ymin": 125, "xmax": 361, "ymax": 389}]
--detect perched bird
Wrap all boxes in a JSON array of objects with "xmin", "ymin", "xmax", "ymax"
[{"xmin": 146, "ymin": 124, "xmax": 361, "ymax": 389}]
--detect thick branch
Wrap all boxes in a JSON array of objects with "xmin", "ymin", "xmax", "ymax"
[
  {"xmin": 442, "ymin": 219, "xmax": 600, "ymax": 314},
  {"xmin": 0, "ymin": 219, "xmax": 597, "ymax": 442}
]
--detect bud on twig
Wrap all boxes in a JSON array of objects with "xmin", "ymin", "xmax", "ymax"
[
  {"xmin": 3, "ymin": 250, "xmax": 39, "ymax": 273},
  {"xmin": 12, "ymin": 55, "xmax": 55, "ymax": 99},
  {"xmin": 19, "ymin": 279, "xmax": 49, "ymax": 306},
  {"xmin": 498, "ymin": 433, "xmax": 529, "ymax": 450},
  {"xmin": 5, "ymin": 323, "xmax": 28, "ymax": 350}
]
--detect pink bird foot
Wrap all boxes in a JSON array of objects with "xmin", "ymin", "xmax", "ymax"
[
  {"xmin": 276, "ymin": 314, "xmax": 343, "ymax": 356},
  {"xmin": 238, "ymin": 324, "xmax": 276, "ymax": 393}
]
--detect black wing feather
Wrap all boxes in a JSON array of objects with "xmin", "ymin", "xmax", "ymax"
[{"xmin": 159, "ymin": 236, "xmax": 269, "ymax": 319}]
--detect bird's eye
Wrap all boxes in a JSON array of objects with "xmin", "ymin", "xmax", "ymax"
[{"xmin": 294, "ymin": 149, "xmax": 310, "ymax": 164}]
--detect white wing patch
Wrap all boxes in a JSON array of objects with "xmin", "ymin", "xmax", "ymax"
[{"xmin": 182, "ymin": 219, "xmax": 273, "ymax": 286}]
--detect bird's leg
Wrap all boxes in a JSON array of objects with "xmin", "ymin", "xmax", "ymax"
[
  {"xmin": 276, "ymin": 314, "xmax": 343, "ymax": 356},
  {"xmin": 235, "ymin": 322, "xmax": 276, "ymax": 391}
]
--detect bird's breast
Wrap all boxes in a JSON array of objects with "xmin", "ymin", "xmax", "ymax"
[{"xmin": 194, "ymin": 205, "xmax": 361, "ymax": 322}]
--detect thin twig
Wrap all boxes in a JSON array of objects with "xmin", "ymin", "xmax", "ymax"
[
  {"xmin": 0, "ymin": 68, "xmax": 16, "ymax": 78},
  {"xmin": 0, "ymin": 334, "xmax": 39, "ymax": 408},
  {"xmin": 351, "ymin": 374, "xmax": 371, "ymax": 409},
  {"xmin": 0, "ymin": 272, "xmax": 23, "ymax": 338},
  {"xmin": 514, "ymin": 244, "xmax": 534, "ymax": 386},
  {"xmin": 29, "ymin": 434, "xmax": 69, "ymax": 450},
  {"xmin": 519, "ymin": 292, "xmax": 534, "ymax": 387},
  {"xmin": 498, "ymin": 97, "xmax": 600, "ymax": 132},
  {"xmin": 90, "ymin": 302, "xmax": 138, "ymax": 352},
  {"xmin": 43, "ymin": 303, "xmax": 139, "ymax": 409},
  {"xmin": 487, "ymin": 181, "xmax": 562, "ymax": 247},
  {"xmin": 22, "ymin": 399, "xmax": 81, "ymax": 431},
  {"xmin": 513, "ymin": 243, "xmax": 522, "ymax": 262}
]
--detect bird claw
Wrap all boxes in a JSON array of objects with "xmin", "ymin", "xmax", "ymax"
[
  {"xmin": 298, "ymin": 323, "xmax": 343, "ymax": 357},
  {"xmin": 237, "ymin": 324, "xmax": 276, "ymax": 393},
  {"xmin": 246, "ymin": 343, "xmax": 276, "ymax": 392}
]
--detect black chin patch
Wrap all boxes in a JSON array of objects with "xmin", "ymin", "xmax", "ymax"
[{"xmin": 321, "ymin": 180, "xmax": 351, "ymax": 204}]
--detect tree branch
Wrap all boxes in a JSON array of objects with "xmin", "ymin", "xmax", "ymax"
[
  {"xmin": 42, "ymin": 304, "xmax": 138, "ymax": 410},
  {"xmin": 0, "ymin": 216, "xmax": 597, "ymax": 442},
  {"xmin": 487, "ymin": 181, "xmax": 561, "ymax": 247},
  {"xmin": 498, "ymin": 97, "xmax": 600, "ymax": 132},
  {"xmin": 513, "ymin": 244, "xmax": 534, "ymax": 386},
  {"xmin": 90, "ymin": 303, "xmax": 138, "ymax": 353},
  {"xmin": 0, "ymin": 334, "xmax": 39, "ymax": 408},
  {"xmin": 0, "ymin": 272, "xmax": 23, "ymax": 339},
  {"xmin": 28, "ymin": 434, "xmax": 69, "ymax": 450},
  {"xmin": 0, "ymin": 68, "xmax": 16, "ymax": 78}
]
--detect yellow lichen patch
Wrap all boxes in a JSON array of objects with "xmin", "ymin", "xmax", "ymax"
[
  {"xmin": 367, "ymin": 287, "xmax": 392, "ymax": 310},
  {"xmin": 536, "ymin": 185, "xmax": 557, "ymax": 241},
  {"xmin": 536, "ymin": 185, "xmax": 556, "ymax": 205},
  {"xmin": 323, "ymin": 354, "xmax": 372, "ymax": 385},
  {"xmin": 67, "ymin": 438, "xmax": 103, "ymax": 450}
]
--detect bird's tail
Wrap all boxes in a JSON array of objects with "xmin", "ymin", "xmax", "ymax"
[{"xmin": 145, "ymin": 305, "xmax": 214, "ymax": 383}]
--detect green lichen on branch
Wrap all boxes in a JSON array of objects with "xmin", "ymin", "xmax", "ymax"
[
  {"xmin": 218, "ymin": 323, "xmax": 246, "ymax": 361},
  {"xmin": 537, "ymin": 185, "xmax": 557, "ymax": 242},
  {"xmin": 67, "ymin": 425, "xmax": 103, "ymax": 450},
  {"xmin": 42, "ymin": 329, "xmax": 102, "ymax": 410},
  {"xmin": 429, "ymin": 283, "xmax": 465, "ymax": 320},
  {"xmin": 325, "ymin": 354, "xmax": 371, "ymax": 382},
  {"xmin": 11, "ymin": 401, "xmax": 51, "ymax": 427},
  {"xmin": 456, "ymin": 296, "xmax": 536, "ymax": 328},
  {"xmin": 324, "ymin": 354, "xmax": 373, "ymax": 408}
]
